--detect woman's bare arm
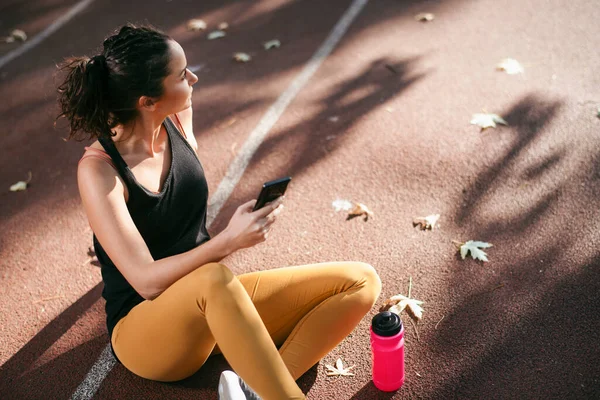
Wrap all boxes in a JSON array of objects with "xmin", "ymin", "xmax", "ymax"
[{"xmin": 78, "ymin": 157, "xmax": 233, "ymax": 300}]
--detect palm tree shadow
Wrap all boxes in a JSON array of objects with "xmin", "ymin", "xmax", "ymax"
[
  {"xmin": 456, "ymin": 93, "xmax": 564, "ymax": 226},
  {"xmin": 211, "ymin": 56, "xmax": 428, "ymax": 233},
  {"xmin": 425, "ymin": 91, "xmax": 600, "ymax": 398}
]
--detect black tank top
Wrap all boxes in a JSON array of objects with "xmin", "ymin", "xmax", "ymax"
[{"xmin": 94, "ymin": 117, "xmax": 210, "ymax": 341}]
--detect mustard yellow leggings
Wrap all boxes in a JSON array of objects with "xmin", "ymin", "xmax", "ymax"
[{"xmin": 111, "ymin": 261, "xmax": 382, "ymax": 400}]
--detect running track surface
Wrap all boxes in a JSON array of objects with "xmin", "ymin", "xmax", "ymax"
[{"xmin": 1, "ymin": 0, "xmax": 600, "ymax": 399}]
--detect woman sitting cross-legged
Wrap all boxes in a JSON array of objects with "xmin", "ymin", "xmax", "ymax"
[{"xmin": 56, "ymin": 23, "xmax": 382, "ymax": 400}]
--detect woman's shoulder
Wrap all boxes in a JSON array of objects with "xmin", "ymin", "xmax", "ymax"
[
  {"xmin": 86, "ymin": 140, "xmax": 104, "ymax": 151},
  {"xmin": 79, "ymin": 140, "xmax": 116, "ymax": 172},
  {"xmin": 78, "ymin": 140, "xmax": 128, "ymax": 201}
]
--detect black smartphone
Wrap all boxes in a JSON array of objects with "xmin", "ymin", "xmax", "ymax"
[{"xmin": 253, "ymin": 177, "xmax": 291, "ymax": 211}]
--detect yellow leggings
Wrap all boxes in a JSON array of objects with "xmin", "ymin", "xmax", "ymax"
[{"xmin": 111, "ymin": 261, "xmax": 382, "ymax": 400}]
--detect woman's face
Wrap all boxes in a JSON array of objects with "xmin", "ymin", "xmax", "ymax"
[{"xmin": 156, "ymin": 40, "xmax": 198, "ymax": 114}]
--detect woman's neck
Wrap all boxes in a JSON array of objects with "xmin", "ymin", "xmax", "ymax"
[{"xmin": 114, "ymin": 112, "xmax": 167, "ymax": 157}]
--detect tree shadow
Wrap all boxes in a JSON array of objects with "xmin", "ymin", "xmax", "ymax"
[
  {"xmin": 456, "ymin": 93, "xmax": 564, "ymax": 226},
  {"xmin": 0, "ymin": 282, "xmax": 104, "ymax": 398},
  {"xmin": 210, "ymin": 55, "xmax": 428, "ymax": 233},
  {"xmin": 430, "ymin": 253, "xmax": 600, "ymax": 399},
  {"xmin": 423, "ymin": 91, "xmax": 600, "ymax": 398}
]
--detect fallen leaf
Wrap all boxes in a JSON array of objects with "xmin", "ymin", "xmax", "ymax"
[
  {"xmin": 11, "ymin": 29, "xmax": 27, "ymax": 41},
  {"xmin": 347, "ymin": 202, "xmax": 374, "ymax": 221},
  {"xmin": 325, "ymin": 358, "xmax": 355, "ymax": 377},
  {"xmin": 332, "ymin": 199, "xmax": 353, "ymax": 212},
  {"xmin": 207, "ymin": 30, "xmax": 226, "ymax": 40},
  {"xmin": 460, "ymin": 240, "xmax": 493, "ymax": 262},
  {"xmin": 233, "ymin": 52, "xmax": 251, "ymax": 62},
  {"xmin": 470, "ymin": 113, "xmax": 508, "ymax": 130},
  {"xmin": 496, "ymin": 58, "xmax": 524, "ymax": 75},
  {"xmin": 380, "ymin": 277, "xmax": 424, "ymax": 321},
  {"xmin": 10, "ymin": 181, "xmax": 27, "ymax": 191},
  {"xmin": 415, "ymin": 13, "xmax": 435, "ymax": 22},
  {"xmin": 263, "ymin": 39, "xmax": 281, "ymax": 50},
  {"xmin": 381, "ymin": 294, "xmax": 424, "ymax": 320},
  {"xmin": 218, "ymin": 22, "xmax": 229, "ymax": 30},
  {"xmin": 187, "ymin": 19, "xmax": 207, "ymax": 31},
  {"xmin": 413, "ymin": 214, "xmax": 440, "ymax": 230},
  {"xmin": 9, "ymin": 171, "xmax": 32, "ymax": 192}
]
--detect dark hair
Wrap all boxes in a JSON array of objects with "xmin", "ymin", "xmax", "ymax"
[{"xmin": 56, "ymin": 24, "xmax": 171, "ymax": 140}]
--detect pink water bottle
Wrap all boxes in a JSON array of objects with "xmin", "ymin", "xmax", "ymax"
[{"xmin": 370, "ymin": 311, "xmax": 405, "ymax": 391}]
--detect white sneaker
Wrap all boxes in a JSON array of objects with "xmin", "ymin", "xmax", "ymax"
[
  {"xmin": 218, "ymin": 370, "xmax": 246, "ymax": 400},
  {"xmin": 218, "ymin": 370, "xmax": 262, "ymax": 400}
]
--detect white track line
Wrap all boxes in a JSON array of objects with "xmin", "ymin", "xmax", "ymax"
[
  {"xmin": 0, "ymin": 0, "xmax": 96, "ymax": 69},
  {"xmin": 70, "ymin": 0, "xmax": 369, "ymax": 398}
]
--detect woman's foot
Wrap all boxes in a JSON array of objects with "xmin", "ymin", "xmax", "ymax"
[{"xmin": 218, "ymin": 370, "xmax": 262, "ymax": 400}]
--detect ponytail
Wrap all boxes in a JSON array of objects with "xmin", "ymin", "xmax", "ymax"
[{"xmin": 56, "ymin": 55, "xmax": 112, "ymax": 140}]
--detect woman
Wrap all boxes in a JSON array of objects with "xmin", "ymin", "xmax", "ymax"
[{"xmin": 57, "ymin": 24, "xmax": 381, "ymax": 400}]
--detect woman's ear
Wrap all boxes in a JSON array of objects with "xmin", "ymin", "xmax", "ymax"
[{"xmin": 138, "ymin": 95, "xmax": 157, "ymax": 111}]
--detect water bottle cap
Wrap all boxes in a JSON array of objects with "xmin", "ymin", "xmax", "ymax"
[{"xmin": 371, "ymin": 311, "xmax": 402, "ymax": 336}]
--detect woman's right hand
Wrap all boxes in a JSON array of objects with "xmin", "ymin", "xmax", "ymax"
[{"xmin": 223, "ymin": 196, "xmax": 285, "ymax": 251}]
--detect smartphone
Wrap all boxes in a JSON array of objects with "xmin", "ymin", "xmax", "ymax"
[{"xmin": 253, "ymin": 177, "xmax": 291, "ymax": 211}]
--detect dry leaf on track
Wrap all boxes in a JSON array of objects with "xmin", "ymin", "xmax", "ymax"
[
  {"xmin": 187, "ymin": 19, "xmax": 207, "ymax": 31},
  {"xmin": 332, "ymin": 199, "xmax": 373, "ymax": 221},
  {"xmin": 233, "ymin": 52, "xmax": 251, "ymax": 62},
  {"xmin": 325, "ymin": 358, "xmax": 355, "ymax": 377},
  {"xmin": 263, "ymin": 39, "xmax": 281, "ymax": 50},
  {"xmin": 207, "ymin": 30, "xmax": 226, "ymax": 40},
  {"xmin": 347, "ymin": 202, "xmax": 373, "ymax": 221},
  {"xmin": 459, "ymin": 240, "xmax": 493, "ymax": 262},
  {"xmin": 415, "ymin": 13, "xmax": 435, "ymax": 22},
  {"xmin": 9, "ymin": 171, "xmax": 32, "ymax": 192},
  {"xmin": 496, "ymin": 58, "xmax": 524, "ymax": 75},
  {"xmin": 413, "ymin": 214, "xmax": 440, "ymax": 230},
  {"xmin": 7, "ymin": 29, "xmax": 27, "ymax": 42},
  {"xmin": 218, "ymin": 22, "xmax": 229, "ymax": 30},
  {"xmin": 380, "ymin": 277, "xmax": 424, "ymax": 321},
  {"xmin": 381, "ymin": 294, "xmax": 424, "ymax": 321},
  {"xmin": 470, "ymin": 113, "xmax": 508, "ymax": 131}
]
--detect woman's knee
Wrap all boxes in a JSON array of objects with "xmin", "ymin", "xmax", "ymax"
[
  {"xmin": 184, "ymin": 262, "xmax": 236, "ymax": 292},
  {"xmin": 351, "ymin": 262, "xmax": 382, "ymax": 303}
]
